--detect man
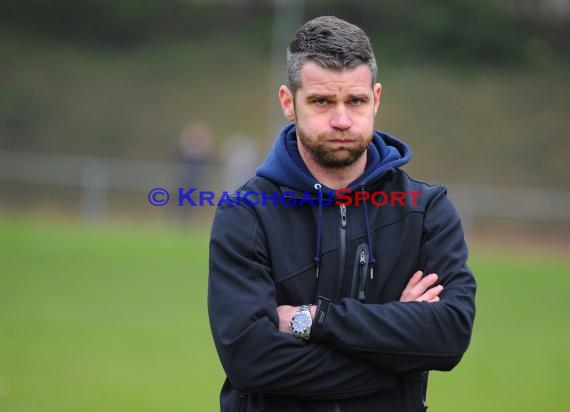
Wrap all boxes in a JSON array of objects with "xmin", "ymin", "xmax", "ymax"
[{"xmin": 208, "ymin": 16, "xmax": 476, "ymax": 412}]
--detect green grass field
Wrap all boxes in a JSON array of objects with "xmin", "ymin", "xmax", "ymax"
[{"xmin": 1, "ymin": 216, "xmax": 568, "ymax": 411}]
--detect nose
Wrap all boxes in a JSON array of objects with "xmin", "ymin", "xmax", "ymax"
[{"xmin": 330, "ymin": 105, "xmax": 352, "ymax": 130}]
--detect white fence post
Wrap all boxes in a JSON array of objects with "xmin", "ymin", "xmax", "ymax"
[{"xmin": 80, "ymin": 160, "xmax": 108, "ymax": 225}]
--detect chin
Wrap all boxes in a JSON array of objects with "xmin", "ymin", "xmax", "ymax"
[{"xmin": 319, "ymin": 151, "xmax": 366, "ymax": 168}]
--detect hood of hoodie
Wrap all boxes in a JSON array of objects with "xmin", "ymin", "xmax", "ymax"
[{"xmin": 256, "ymin": 123, "xmax": 411, "ymax": 195}]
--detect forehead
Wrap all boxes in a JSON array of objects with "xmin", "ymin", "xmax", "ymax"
[{"xmin": 298, "ymin": 61, "xmax": 373, "ymax": 94}]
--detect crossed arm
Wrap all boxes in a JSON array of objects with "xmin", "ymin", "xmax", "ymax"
[{"xmin": 277, "ymin": 271, "xmax": 444, "ymax": 333}]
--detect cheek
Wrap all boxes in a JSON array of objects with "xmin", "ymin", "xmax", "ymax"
[
  {"xmin": 354, "ymin": 111, "xmax": 376, "ymax": 130},
  {"xmin": 296, "ymin": 110, "xmax": 323, "ymax": 131}
]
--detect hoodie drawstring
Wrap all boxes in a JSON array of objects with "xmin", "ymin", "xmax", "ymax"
[
  {"xmin": 314, "ymin": 183, "xmax": 323, "ymax": 279},
  {"xmin": 360, "ymin": 183, "xmax": 376, "ymax": 279}
]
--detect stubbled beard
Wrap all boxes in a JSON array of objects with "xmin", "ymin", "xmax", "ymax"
[{"xmin": 296, "ymin": 126, "xmax": 371, "ymax": 169}]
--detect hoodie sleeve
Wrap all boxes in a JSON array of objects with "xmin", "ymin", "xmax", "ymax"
[
  {"xmin": 310, "ymin": 188, "xmax": 476, "ymax": 373},
  {"xmin": 208, "ymin": 202, "xmax": 397, "ymax": 398}
]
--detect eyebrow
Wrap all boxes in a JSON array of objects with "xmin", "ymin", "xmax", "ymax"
[
  {"xmin": 347, "ymin": 93, "xmax": 370, "ymax": 100},
  {"xmin": 305, "ymin": 93, "xmax": 370, "ymax": 101},
  {"xmin": 305, "ymin": 93, "xmax": 336, "ymax": 101}
]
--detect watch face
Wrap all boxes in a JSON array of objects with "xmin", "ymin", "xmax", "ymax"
[
  {"xmin": 291, "ymin": 308, "xmax": 312, "ymax": 339},
  {"xmin": 293, "ymin": 312, "xmax": 311, "ymax": 331}
]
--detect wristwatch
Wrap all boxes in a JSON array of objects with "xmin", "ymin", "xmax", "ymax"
[{"xmin": 289, "ymin": 305, "xmax": 313, "ymax": 340}]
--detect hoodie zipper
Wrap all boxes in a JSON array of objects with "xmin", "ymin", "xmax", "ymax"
[
  {"xmin": 358, "ymin": 250, "xmax": 367, "ymax": 301},
  {"xmin": 333, "ymin": 206, "xmax": 347, "ymax": 412},
  {"xmin": 338, "ymin": 204, "xmax": 347, "ymax": 300}
]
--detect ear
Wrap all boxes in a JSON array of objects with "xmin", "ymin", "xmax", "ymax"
[
  {"xmin": 279, "ymin": 85, "xmax": 296, "ymax": 121},
  {"xmin": 373, "ymin": 83, "xmax": 382, "ymax": 116}
]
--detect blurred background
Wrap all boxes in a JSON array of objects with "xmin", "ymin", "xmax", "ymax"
[{"xmin": 1, "ymin": 0, "xmax": 569, "ymax": 411}]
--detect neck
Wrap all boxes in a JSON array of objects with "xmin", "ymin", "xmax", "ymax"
[{"xmin": 298, "ymin": 147, "xmax": 367, "ymax": 190}]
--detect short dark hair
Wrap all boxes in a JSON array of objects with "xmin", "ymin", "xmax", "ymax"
[{"xmin": 287, "ymin": 16, "xmax": 377, "ymax": 95}]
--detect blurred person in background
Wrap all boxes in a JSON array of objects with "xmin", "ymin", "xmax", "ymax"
[
  {"xmin": 208, "ymin": 16, "xmax": 476, "ymax": 412},
  {"xmin": 176, "ymin": 121, "xmax": 215, "ymax": 223}
]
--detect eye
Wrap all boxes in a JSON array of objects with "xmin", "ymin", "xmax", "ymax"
[
  {"xmin": 314, "ymin": 98, "xmax": 329, "ymax": 106},
  {"xmin": 350, "ymin": 98, "xmax": 364, "ymax": 106}
]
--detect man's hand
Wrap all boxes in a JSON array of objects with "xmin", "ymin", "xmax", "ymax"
[
  {"xmin": 276, "ymin": 305, "xmax": 317, "ymax": 333},
  {"xmin": 400, "ymin": 271, "xmax": 443, "ymax": 303}
]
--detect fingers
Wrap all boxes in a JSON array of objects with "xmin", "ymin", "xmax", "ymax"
[
  {"xmin": 400, "ymin": 272, "xmax": 420, "ymax": 302},
  {"xmin": 400, "ymin": 270, "xmax": 424, "ymax": 302},
  {"xmin": 400, "ymin": 271, "xmax": 441, "ymax": 302},
  {"xmin": 403, "ymin": 270, "xmax": 423, "ymax": 291},
  {"xmin": 415, "ymin": 273, "xmax": 439, "ymax": 293},
  {"xmin": 416, "ymin": 284, "xmax": 444, "ymax": 302}
]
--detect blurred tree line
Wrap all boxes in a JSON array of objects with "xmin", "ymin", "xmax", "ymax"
[{"xmin": 1, "ymin": 0, "xmax": 568, "ymax": 65}]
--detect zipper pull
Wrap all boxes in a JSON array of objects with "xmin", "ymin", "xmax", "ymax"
[
  {"xmin": 339, "ymin": 204, "xmax": 347, "ymax": 228},
  {"xmin": 358, "ymin": 249, "xmax": 367, "ymax": 302}
]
